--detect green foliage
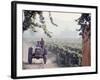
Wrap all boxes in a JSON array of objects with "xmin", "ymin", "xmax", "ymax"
[
  {"xmin": 75, "ymin": 13, "xmax": 91, "ymax": 39},
  {"xmin": 23, "ymin": 10, "xmax": 58, "ymax": 38}
]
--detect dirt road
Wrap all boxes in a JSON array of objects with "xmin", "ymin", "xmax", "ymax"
[{"xmin": 23, "ymin": 51, "xmax": 59, "ymax": 69}]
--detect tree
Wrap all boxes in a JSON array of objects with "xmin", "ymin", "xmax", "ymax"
[
  {"xmin": 75, "ymin": 13, "xmax": 91, "ymax": 39},
  {"xmin": 75, "ymin": 13, "xmax": 91, "ymax": 66},
  {"xmin": 23, "ymin": 10, "xmax": 58, "ymax": 38}
]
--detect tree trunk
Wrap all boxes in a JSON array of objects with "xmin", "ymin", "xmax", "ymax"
[{"xmin": 82, "ymin": 35, "xmax": 91, "ymax": 66}]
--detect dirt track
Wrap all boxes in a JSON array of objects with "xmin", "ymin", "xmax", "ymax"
[{"xmin": 23, "ymin": 51, "xmax": 59, "ymax": 69}]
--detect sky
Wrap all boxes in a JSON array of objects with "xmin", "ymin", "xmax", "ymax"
[{"xmin": 23, "ymin": 11, "xmax": 82, "ymax": 42}]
